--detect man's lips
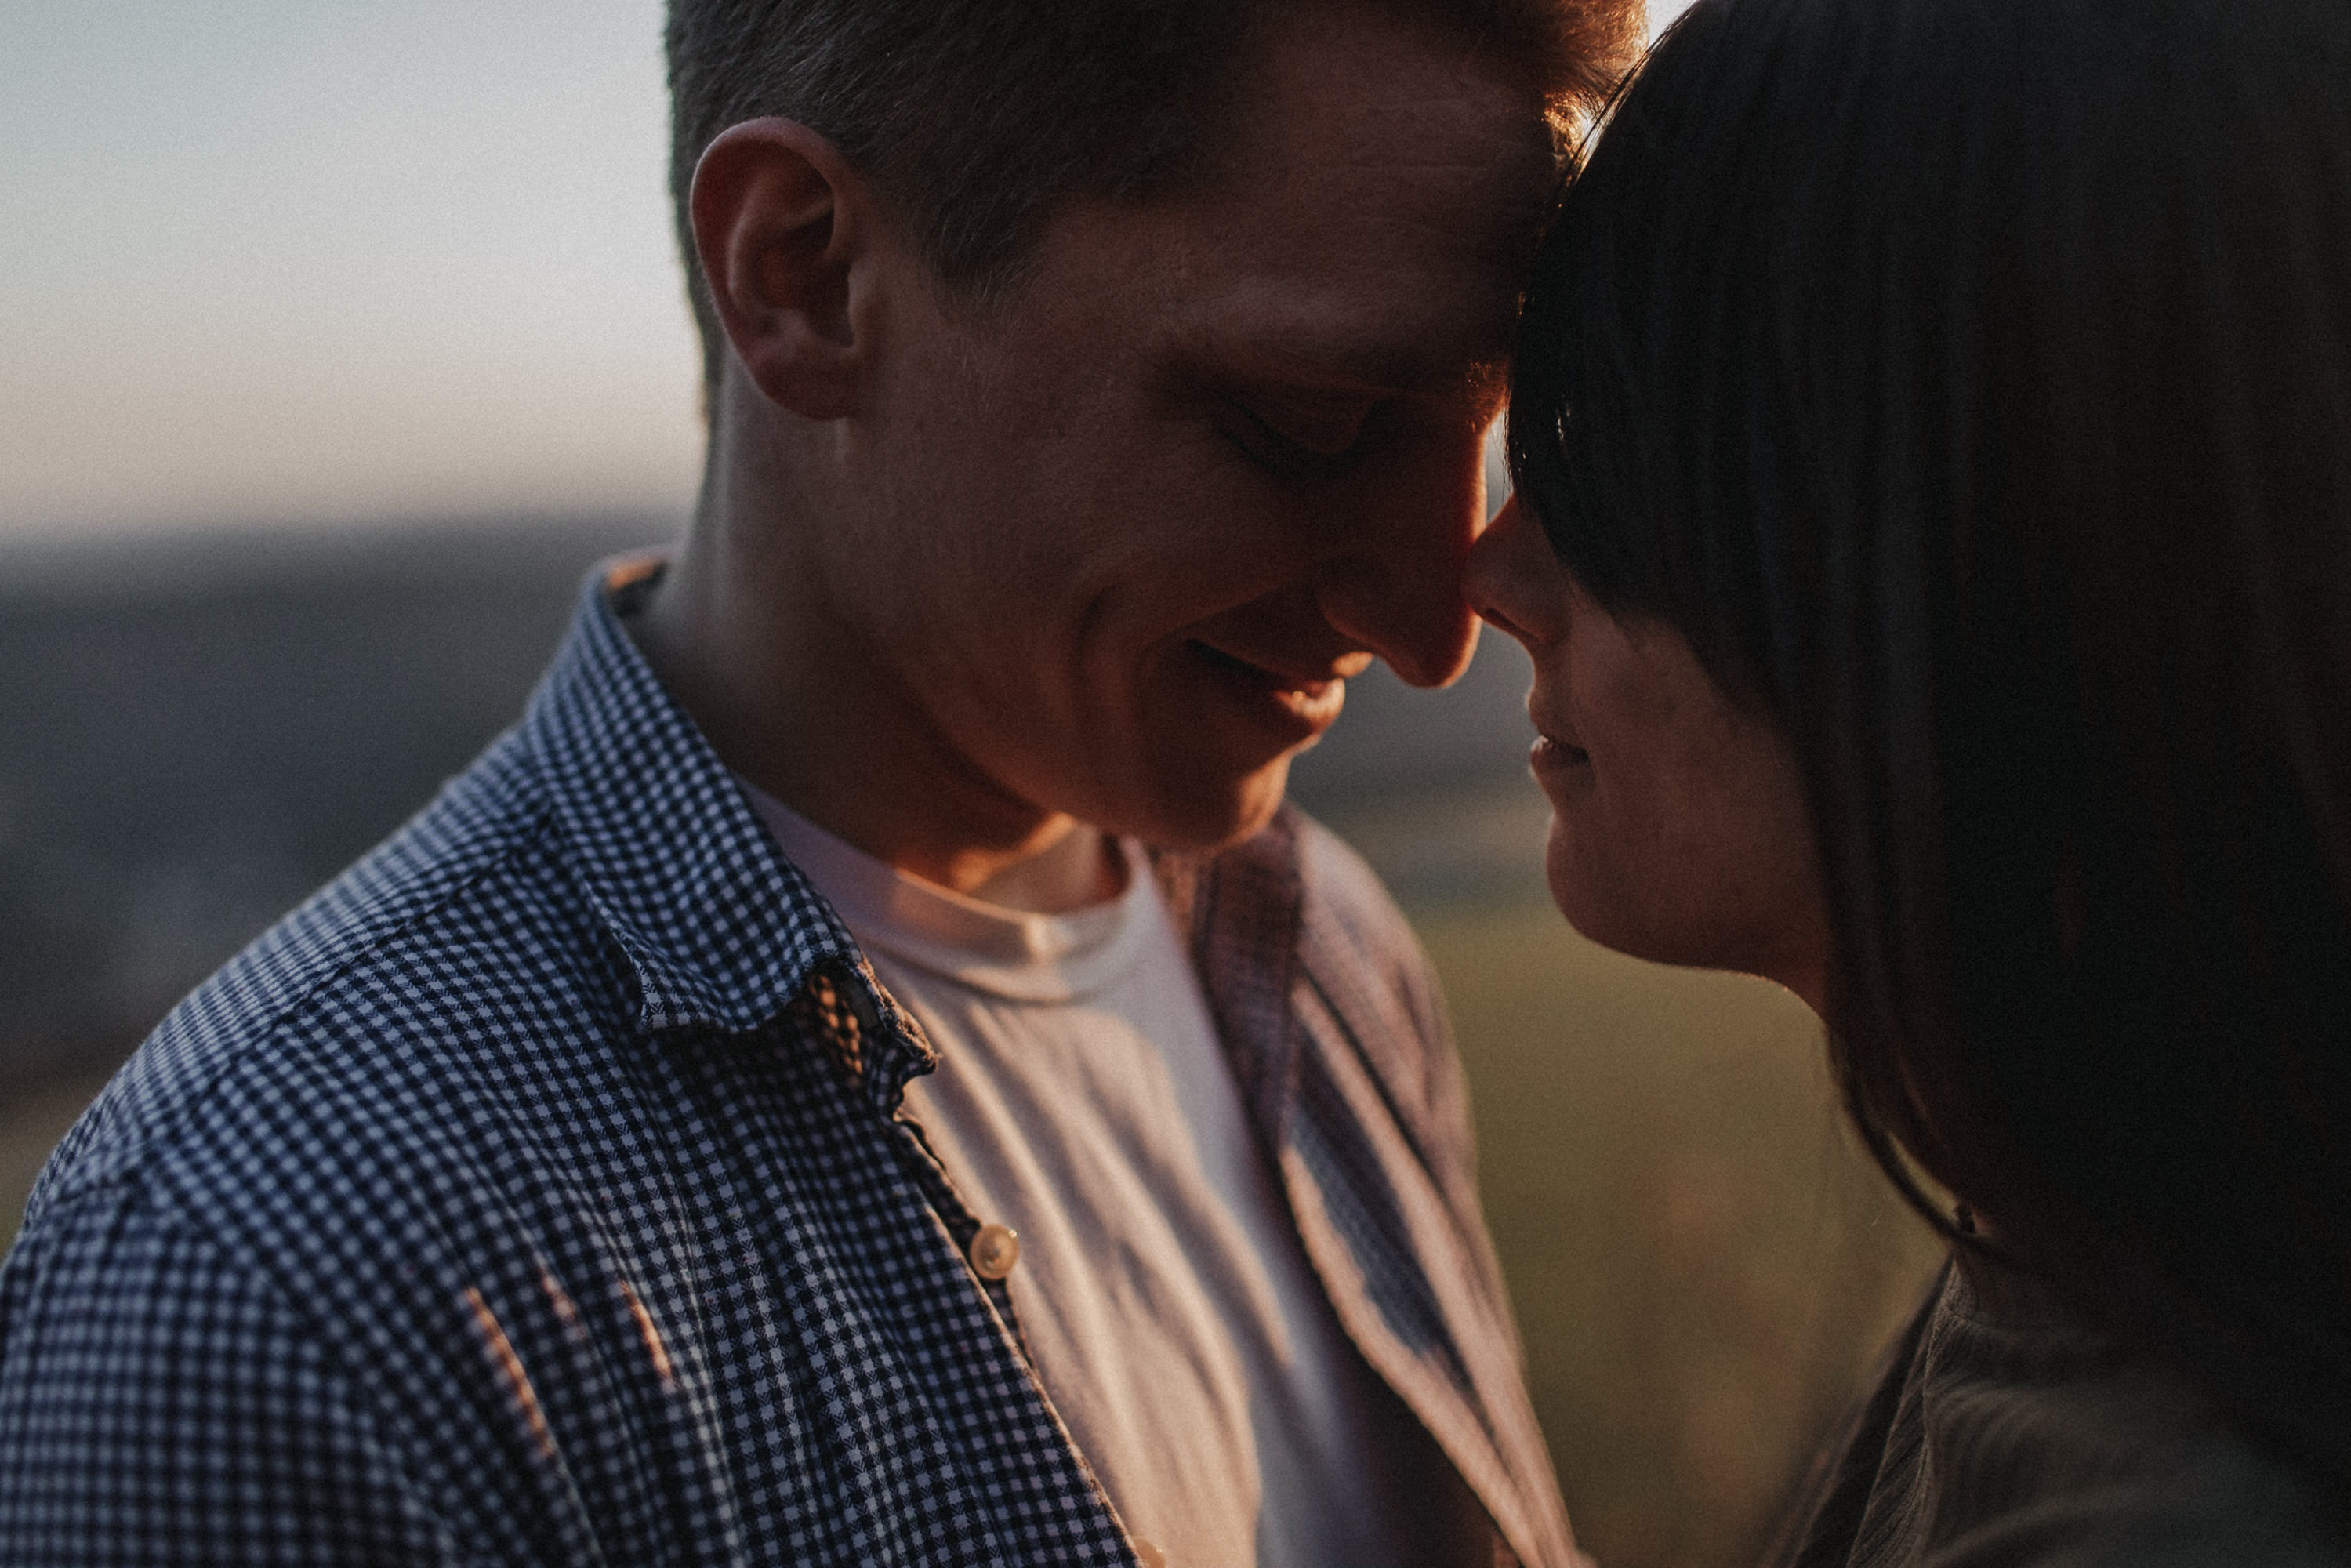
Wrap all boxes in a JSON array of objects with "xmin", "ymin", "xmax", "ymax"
[
  {"xmin": 1189, "ymin": 640, "xmax": 1368, "ymax": 698},
  {"xmin": 1187, "ymin": 640, "xmax": 1361, "ymax": 733}
]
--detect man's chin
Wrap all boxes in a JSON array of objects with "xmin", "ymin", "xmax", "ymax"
[{"xmin": 1121, "ymin": 755, "xmax": 1295, "ymax": 852}]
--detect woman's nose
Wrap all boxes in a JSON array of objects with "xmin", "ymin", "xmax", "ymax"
[{"xmin": 1463, "ymin": 494, "xmax": 1563, "ymax": 648}]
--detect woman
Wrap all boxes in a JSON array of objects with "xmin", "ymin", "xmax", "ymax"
[{"xmin": 1468, "ymin": 0, "xmax": 2351, "ymax": 1556}]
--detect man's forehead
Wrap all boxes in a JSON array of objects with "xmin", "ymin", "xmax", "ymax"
[
  {"xmin": 1155, "ymin": 6, "xmax": 1555, "ymax": 373},
  {"xmin": 1144, "ymin": 178, "xmax": 1542, "ymax": 399},
  {"xmin": 1006, "ymin": 5, "xmax": 1550, "ymax": 398},
  {"xmin": 1218, "ymin": 2, "xmax": 1558, "ymax": 211}
]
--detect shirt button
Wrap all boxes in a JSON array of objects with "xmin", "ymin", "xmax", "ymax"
[
  {"xmin": 968, "ymin": 1222, "xmax": 1020, "ymax": 1281},
  {"xmin": 1134, "ymin": 1541, "xmax": 1167, "ymax": 1568}
]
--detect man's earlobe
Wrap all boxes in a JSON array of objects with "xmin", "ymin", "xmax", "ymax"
[{"xmin": 690, "ymin": 119, "xmax": 869, "ymax": 421}]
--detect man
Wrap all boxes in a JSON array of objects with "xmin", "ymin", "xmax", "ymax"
[{"xmin": 0, "ymin": 2, "xmax": 1635, "ymax": 1563}]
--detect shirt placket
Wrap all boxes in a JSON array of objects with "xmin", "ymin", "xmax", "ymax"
[{"xmin": 785, "ymin": 959, "xmax": 1028, "ymax": 1348}]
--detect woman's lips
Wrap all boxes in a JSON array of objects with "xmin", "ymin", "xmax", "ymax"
[{"xmin": 1529, "ymin": 733, "xmax": 1591, "ymax": 781}]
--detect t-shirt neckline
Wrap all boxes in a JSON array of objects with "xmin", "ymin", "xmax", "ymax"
[{"xmin": 738, "ymin": 779, "xmax": 1156, "ymax": 1004}]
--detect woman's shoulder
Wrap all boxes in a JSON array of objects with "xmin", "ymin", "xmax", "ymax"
[{"xmin": 1775, "ymin": 1259, "xmax": 2349, "ymax": 1568}]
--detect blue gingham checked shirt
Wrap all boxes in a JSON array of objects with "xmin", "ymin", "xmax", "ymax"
[{"xmin": 0, "ymin": 569, "xmax": 1577, "ymax": 1567}]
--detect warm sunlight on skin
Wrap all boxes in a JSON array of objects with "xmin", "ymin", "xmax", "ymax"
[
  {"xmin": 1464, "ymin": 498, "xmax": 1834, "ymax": 1011},
  {"xmin": 634, "ymin": 5, "xmax": 1556, "ymax": 913}
]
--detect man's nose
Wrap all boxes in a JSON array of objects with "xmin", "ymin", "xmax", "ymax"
[{"xmin": 1311, "ymin": 434, "xmax": 1490, "ymax": 688}]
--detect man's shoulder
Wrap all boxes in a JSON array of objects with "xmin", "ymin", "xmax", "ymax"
[
  {"xmin": 1279, "ymin": 805, "xmax": 1449, "ymax": 1042},
  {"xmin": 1285, "ymin": 805, "xmax": 1424, "ymax": 962},
  {"xmin": 1166, "ymin": 803, "xmax": 1422, "ymax": 964},
  {"xmin": 25, "ymin": 727, "xmax": 603, "ymax": 1238},
  {"xmin": 1167, "ymin": 803, "xmax": 1463, "ymax": 1142}
]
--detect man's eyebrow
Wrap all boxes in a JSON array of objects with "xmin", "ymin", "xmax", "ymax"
[
  {"xmin": 1223, "ymin": 328, "xmax": 1427, "ymax": 390},
  {"xmin": 1210, "ymin": 331, "xmax": 1507, "ymax": 398}
]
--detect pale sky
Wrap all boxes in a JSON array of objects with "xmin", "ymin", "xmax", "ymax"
[{"xmin": 0, "ymin": 1, "xmax": 1696, "ymax": 542}]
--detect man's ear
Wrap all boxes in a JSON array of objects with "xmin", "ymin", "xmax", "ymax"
[{"xmin": 689, "ymin": 119, "xmax": 876, "ymax": 421}]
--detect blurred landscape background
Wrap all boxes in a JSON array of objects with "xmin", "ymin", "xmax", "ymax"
[{"xmin": 1, "ymin": 1, "xmax": 1943, "ymax": 1563}]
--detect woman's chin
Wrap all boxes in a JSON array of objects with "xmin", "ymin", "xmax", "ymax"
[
  {"xmin": 1545, "ymin": 852, "xmax": 1811, "ymax": 1011},
  {"xmin": 1544, "ymin": 853, "xmax": 1654, "ymax": 964},
  {"xmin": 1541, "ymin": 820, "xmax": 1656, "ymax": 961},
  {"xmin": 1543, "ymin": 809, "xmax": 1831, "ymax": 1014}
]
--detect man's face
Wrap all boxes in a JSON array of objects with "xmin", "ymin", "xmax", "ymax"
[{"xmin": 836, "ymin": 6, "xmax": 1556, "ymax": 849}]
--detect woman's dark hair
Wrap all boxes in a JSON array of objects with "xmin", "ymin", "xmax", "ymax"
[{"xmin": 1511, "ymin": 0, "xmax": 2351, "ymax": 1496}]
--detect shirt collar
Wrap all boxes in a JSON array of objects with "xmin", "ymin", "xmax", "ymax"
[{"xmin": 518, "ymin": 560, "xmax": 899, "ymax": 1045}]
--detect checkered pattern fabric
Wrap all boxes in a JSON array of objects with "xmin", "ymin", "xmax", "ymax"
[{"xmin": 0, "ymin": 572, "xmax": 1576, "ymax": 1567}]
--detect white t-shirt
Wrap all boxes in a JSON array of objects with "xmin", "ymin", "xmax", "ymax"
[{"xmin": 745, "ymin": 786, "xmax": 1436, "ymax": 1568}]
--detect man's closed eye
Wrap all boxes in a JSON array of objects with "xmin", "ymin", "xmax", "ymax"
[{"xmin": 1217, "ymin": 396, "xmax": 1373, "ymax": 483}]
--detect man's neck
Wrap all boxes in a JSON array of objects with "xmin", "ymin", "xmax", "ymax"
[
  {"xmin": 626, "ymin": 514, "xmax": 1123, "ymax": 918},
  {"xmin": 923, "ymin": 818, "xmax": 1127, "ymax": 914}
]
